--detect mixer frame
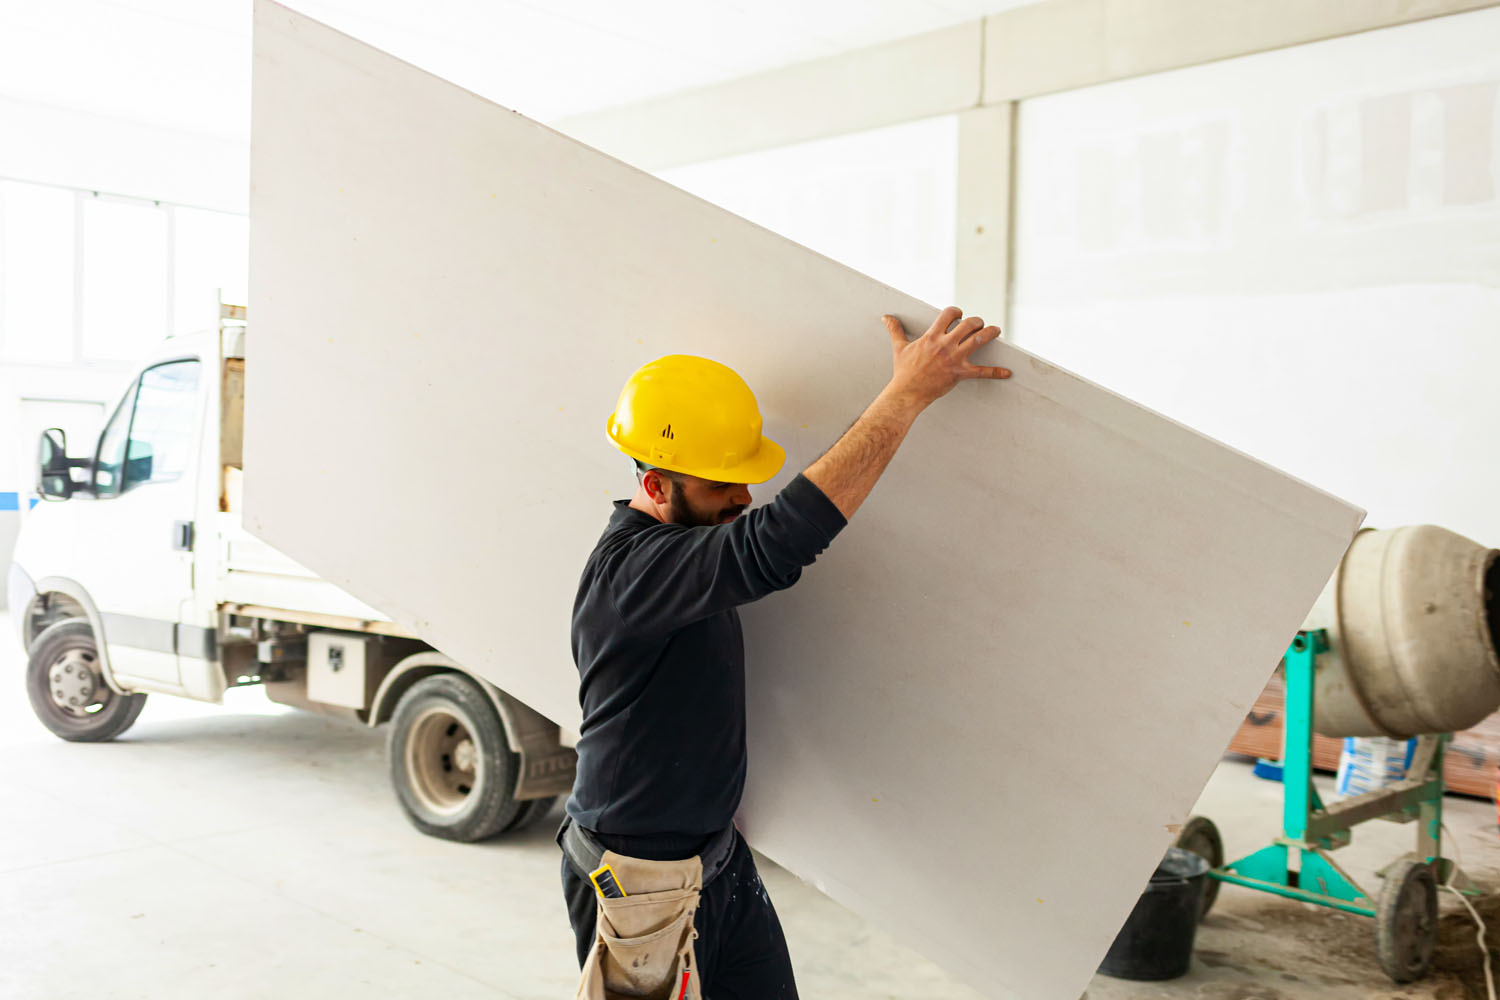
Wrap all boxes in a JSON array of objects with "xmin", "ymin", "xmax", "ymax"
[{"xmin": 1180, "ymin": 630, "xmax": 1484, "ymax": 983}]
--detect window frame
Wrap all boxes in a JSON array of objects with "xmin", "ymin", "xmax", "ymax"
[{"xmin": 91, "ymin": 379, "xmax": 139, "ymax": 499}]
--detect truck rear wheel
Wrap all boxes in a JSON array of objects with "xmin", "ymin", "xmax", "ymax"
[
  {"xmin": 26, "ymin": 620, "xmax": 148, "ymax": 742},
  {"xmin": 503, "ymin": 795, "xmax": 559, "ymax": 833},
  {"xmin": 387, "ymin": 673, "xmax": 523, "ymax": 841}
]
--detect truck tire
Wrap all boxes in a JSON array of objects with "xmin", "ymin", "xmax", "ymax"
[
  {"xmin": 503, "ymin": 795, "xmax": 559, "ymax": 833},
  {"xmin": 26, "ymin": 619, "xmax": 148, "ymax": 742},
  {"xmin": 388, "ymin": 673, "xmax": 523, "ymax": 841}
]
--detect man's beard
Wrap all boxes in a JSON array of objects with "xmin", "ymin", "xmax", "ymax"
[{"xmin": 667, "ymin": 490, "xmax": 747, "ymax": 528}]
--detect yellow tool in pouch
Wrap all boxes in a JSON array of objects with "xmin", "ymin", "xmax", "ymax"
[
  {"xmin": 589, "ymin": 864, "xmax": 626, "ymax": 899},
  {"xmin": 576, "ymin": 850, "xmax": 703, "ymax": 1000}
]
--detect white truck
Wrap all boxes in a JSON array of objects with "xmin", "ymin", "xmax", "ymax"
[{"xmin": 7, "ymin": 304, "xmax": 576, "ymax": 841}]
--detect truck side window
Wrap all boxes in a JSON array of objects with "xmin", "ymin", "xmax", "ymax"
[
  {"xmin": 123, "ymin": 361, "xmax": 202, "ymax": 491},
  {"xmin": 93, "ymin": 385, "xmax": 138, "ymax": 498},
  {"xmin": 93, "ymin": 360, "xmax": 202, "ymax": 498}
]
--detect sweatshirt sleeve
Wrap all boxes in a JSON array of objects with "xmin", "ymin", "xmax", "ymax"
[{"xmin": 604, "ymin": 474, "xmax": 847, "ymax": 634}]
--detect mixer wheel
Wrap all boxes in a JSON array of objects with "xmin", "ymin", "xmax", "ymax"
[
  {"xmin": 1376, "ymin": 858, "xmax": 1438, "ymax": 983},
  {"xmin": 1175, "ymin": 815, "xmax": 1223, "ymax": 919}
]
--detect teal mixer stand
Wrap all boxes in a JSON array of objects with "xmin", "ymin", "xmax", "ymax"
[{"xmin": 1179, "ymin": 629, "xmax": 1484, "ymax": 983}]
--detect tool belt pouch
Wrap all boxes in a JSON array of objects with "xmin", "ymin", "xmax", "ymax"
[{"xmin": 577, "ymin": 850, "xmax": 703, "ymax": 1000}]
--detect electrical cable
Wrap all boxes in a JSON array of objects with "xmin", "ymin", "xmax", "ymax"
[{"xmin": 1441, "ymin": 820, "xmax": 1497, "ymax": 1000}]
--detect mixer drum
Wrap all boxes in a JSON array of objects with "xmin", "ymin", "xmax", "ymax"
[{"xmin": 1308, "ymin": 525, "xmax": 1500, "ymax": 738}]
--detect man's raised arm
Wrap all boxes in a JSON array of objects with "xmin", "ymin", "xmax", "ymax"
[{"xmin": 805, "ymin": 306, "xmax": 1011, "ymax": 520}]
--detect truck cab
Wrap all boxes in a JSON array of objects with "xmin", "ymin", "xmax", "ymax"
[{"xmin": 8, "ymin": 304, "xmax": 575, "ymax": 841}]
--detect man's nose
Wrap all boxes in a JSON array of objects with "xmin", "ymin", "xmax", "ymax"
[{"xmin": 733, "ymin": 484, "xmax": 752, "ymax": 507}]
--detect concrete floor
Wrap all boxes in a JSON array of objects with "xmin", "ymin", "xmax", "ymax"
[
  {"xmin": 1085, "ymin": 764, "xmax": 1500, "ymax": 1000},
  {"xmin": 4, "ymin": 614, "xmax": 1500, "ymax": 1000}
]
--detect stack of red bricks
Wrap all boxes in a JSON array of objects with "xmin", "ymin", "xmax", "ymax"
[{"xmin": 1228, "ymin": 673, "xmax": 1500, "ymax": 800}]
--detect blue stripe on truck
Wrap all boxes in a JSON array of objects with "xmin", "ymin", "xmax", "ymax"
[{"xmin": 0, "ymin": 492, "xmax": 20, "ymax": 511}]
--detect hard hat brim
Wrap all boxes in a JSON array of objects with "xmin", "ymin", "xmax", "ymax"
[{"xmin": 606, "ymin": 413, "xmax": 787, "ymax": 485}]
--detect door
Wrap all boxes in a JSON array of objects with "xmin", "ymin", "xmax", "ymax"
[{"xmin": 82, "ymin": 359, "xmax": 204, "ymax": 685}]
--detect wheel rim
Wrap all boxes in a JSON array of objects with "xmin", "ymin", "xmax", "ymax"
[
  {"xmin": 404, "ymin": 705, "xmax": 482, "ymax": 816},
  {"xmin": 47, "ymin": 648, "xmax": 110, "ymax": 717}
]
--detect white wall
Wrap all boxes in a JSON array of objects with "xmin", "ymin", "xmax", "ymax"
[
  {"xmin": 656, "ymin": 115, "xmax": 960, "ymax": 309},
  {"xmin": 1011, "ymin": 7, "xmax": 1500, "ymax": 545}
]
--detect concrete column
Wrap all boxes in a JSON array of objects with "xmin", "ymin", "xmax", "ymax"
[{"xmin": 954, "ymin": 102, "xmax": 1014, "ymax": 338}]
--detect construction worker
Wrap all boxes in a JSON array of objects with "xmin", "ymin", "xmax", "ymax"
[{"xmin": 558, "ymin": 307, "xmax": 1009, "ymax": 999}]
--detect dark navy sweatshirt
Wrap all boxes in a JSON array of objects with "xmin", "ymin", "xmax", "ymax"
[{"xmin": 565, "ymin": 474, "xmax": 846, "ymax": 850}]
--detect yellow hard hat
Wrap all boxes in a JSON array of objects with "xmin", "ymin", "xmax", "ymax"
[{"xmin": 606, "ymin": 355, "xmax": 786, "ymax": 484}]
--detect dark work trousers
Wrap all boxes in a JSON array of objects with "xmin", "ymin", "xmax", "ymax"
[{"xmin": 561, "ymin": 830, "xmax": 799, "ymax": 1000}]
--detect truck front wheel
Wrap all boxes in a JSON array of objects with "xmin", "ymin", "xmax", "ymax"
[
  {"xmin": 26, "ymin": 620, "xmax": 148, "ymax": 742},
  {"xmin": 387, "ymin": 673, "xmax": 523, "ymax": 841}
]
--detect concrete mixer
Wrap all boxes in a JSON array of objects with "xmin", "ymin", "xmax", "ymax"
[
  {"xmin": 1312, "ymin": 525, "xmax": 1500, "ymax": 738},
  {"xmin": 1176, "ymin": 525, "xmax": 1500, "ymax": 985}
]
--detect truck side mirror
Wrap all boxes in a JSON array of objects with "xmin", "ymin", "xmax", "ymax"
[{"xmin": 37, "ymin": 428, "xmax": 73, "ymax": 501}]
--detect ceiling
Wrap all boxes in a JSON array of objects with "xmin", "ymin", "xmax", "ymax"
[{"xmin": 0, "ymin": 0, "xmax": 1039, "ymax": 142}]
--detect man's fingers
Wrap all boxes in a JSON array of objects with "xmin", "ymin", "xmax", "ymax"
[
  {"xmin": 925, "ymin": 306, "xmax": 963, "ymax": 338},
  {"xmin": 962, "ymin": 325, "xmax": 1002, "ymax": 351},
  {"xmin": 946, "ymin": 316, "xmax": 986, "ymax": 343},
  {"xmin": 882, "ymin": 314, "xmax": 910, "ymax": 353},
  {"xmin": 964, "ymin": 364, "xmax": 1012, "ymax": 380}
]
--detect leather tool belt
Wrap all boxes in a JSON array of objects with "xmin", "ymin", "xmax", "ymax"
[{"xmin": 559, "ymin": 817, "xmax": 736, "ymax": 1000}]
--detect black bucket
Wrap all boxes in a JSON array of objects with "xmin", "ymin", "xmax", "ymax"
[{"xmin": 1097, "ymin": 846, "xmax": 1210, "ymax": 981}]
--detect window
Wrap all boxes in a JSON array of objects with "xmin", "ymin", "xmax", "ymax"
[
  {"xmin": 92, "ymin": 360, "xmax": 201, "ymax": 497},
  {"xmin": 0, "ymin": 183, "xmax": 246, "ymax": 364},
  {"xmin": 1010, "ymin": 6, "xmax": 1500, "ymax": 540},
  {"xmin": 80, "ymin": 196, "xmax": 170, "ymax": 361},
  {"xmin": 656, "ymin": 116, "xmax": 959, "ymax": 307},
  {"xmin": 126, "ymin": 361, "xmax": 201, "ymax": 489},
  {"xmin": 0, "ymin": 181, "xmax": 75, "ymax": 363},
  {"xmin": 173, "ymin": 207, "xmax": 249, "ymax": 334}
]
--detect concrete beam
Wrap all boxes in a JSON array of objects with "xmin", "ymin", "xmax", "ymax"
[
  {"xmin": 553, "ymin": 21, "xmax": 982, "ymax": 171},
  {"xmin": 555, "ymin": 0, "xmax": 1500, "ymax": 352},
  {"xmin": 560, "ymin": 1, "xmax": 1500, "ymax": 174},
  {"xmin": 0, "ymin": 97, "xmax": 248, "ymax": 213},
  {"xmin": 984, "ymin": 0, "xmax": 1500, "ymax": 102}
]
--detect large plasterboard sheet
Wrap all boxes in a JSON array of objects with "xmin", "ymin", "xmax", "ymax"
[{"xmin": 246, "ymin": 5, "xmax": 1363, "ymax": 997}]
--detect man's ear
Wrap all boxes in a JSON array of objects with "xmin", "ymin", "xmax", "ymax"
[{"xmin": 643, "ymin": 469, "xmax": 669, "ymax": 504}]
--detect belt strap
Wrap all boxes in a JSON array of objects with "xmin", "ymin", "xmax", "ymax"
[{"xmin": 558, "ymin": 817, "xmax": 737, "ymax": 887}]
